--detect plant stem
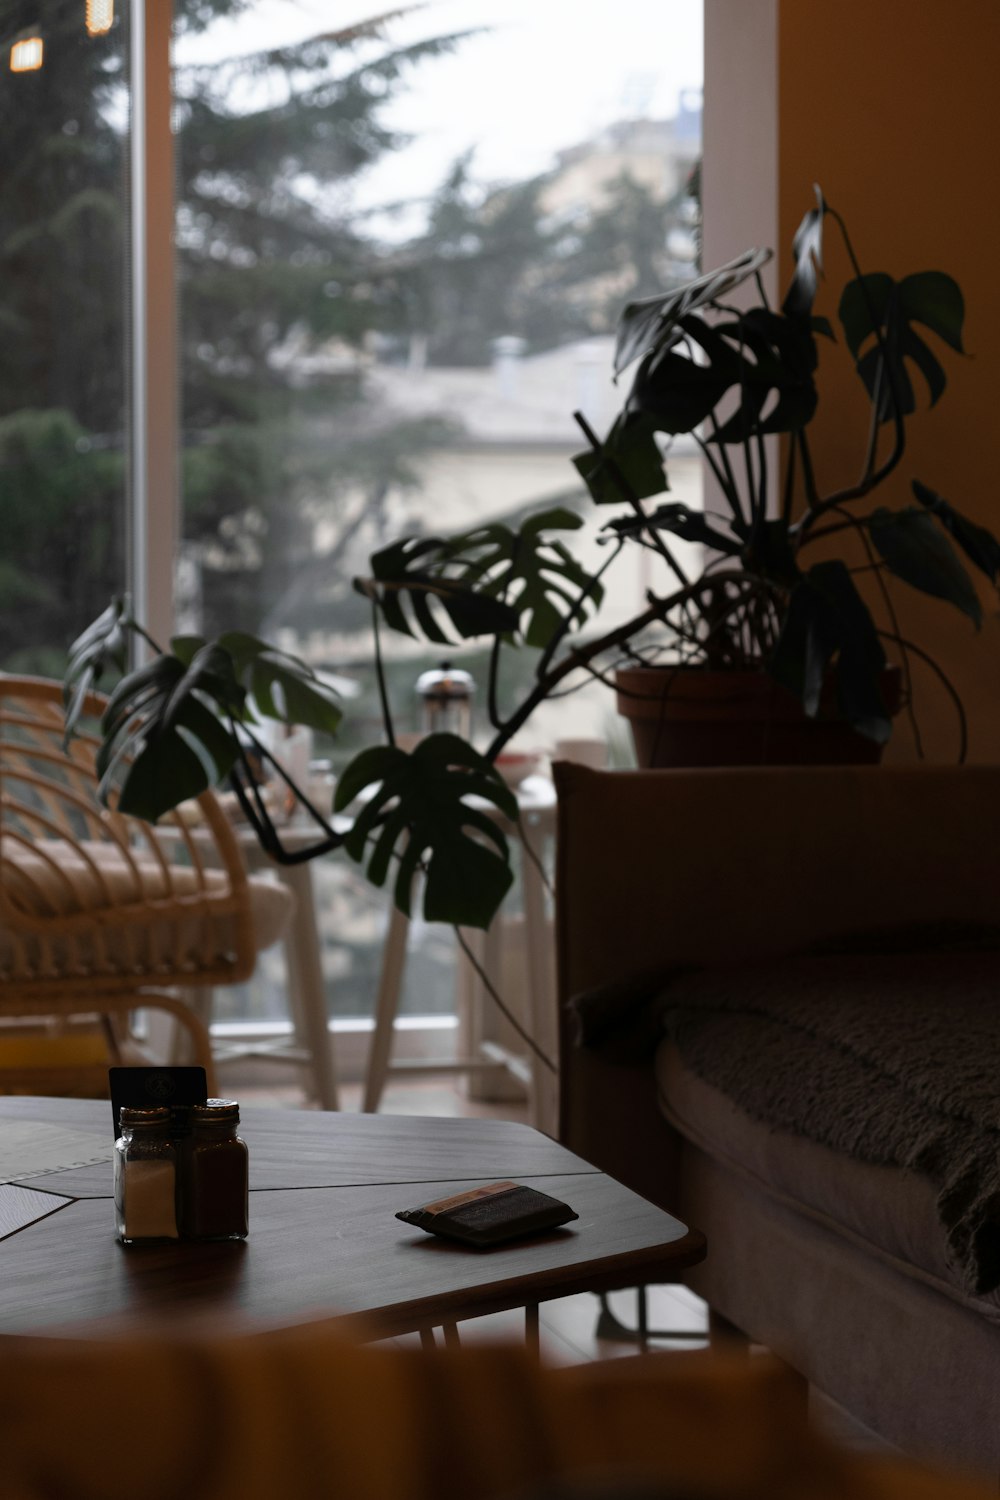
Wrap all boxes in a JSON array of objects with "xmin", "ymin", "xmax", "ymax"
[
  {"xmin": 828, "ymin": 506, "xmax": 922, "ymax": 759},
  {"xmin": 877, "ymin": 631, "xmax": 965, "ymax": 762},
  {"xmin": 535, "ymin": 537, "xmax": 623, "ymax": 681},
  {"xmin": 487, "ymin": 633, "xmax": 503, "ymax": 730},
  {"xmin": 573, "ymin": 410, "xmax": 690, "ymax": 590},
  {"xmin": 453, "ymin": 927, "xmax": 556, "ymax": 1073},
  {"xmin": 483, "ymin": 569, "xmax": 747, "ymax": 760},
  {"xmin": 707, "ymin": 414, "xmax": 748, "ymax": 531},
  {"xmin": 793, "ymin": 204, "xmax": 908, "ymax": 534},
  {"xmin": 797, "ymin": 430, "xmax": 820, "ymax": 509},
  {"xmin": 781, "ymin": 424, "xmax": 797, "ymax": 524}
]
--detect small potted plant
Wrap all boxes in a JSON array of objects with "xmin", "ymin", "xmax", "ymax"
[{"xmin": 64, "ymin": 190, "xmax": 1000, "ymax": 932}]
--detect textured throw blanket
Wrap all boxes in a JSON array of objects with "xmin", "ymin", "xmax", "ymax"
[{"xmin": 571, "ymin": 932, "xmax": 1000, "ymax": 1297}]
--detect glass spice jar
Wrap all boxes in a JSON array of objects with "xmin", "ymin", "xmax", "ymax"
[
  {"xmin": 114, "ymin": 1106, "xmax": 179, "ymax": 1244},
  {"xmin": 180, "ymin": 1098, "xmax": 249, "ymax": 1240}
]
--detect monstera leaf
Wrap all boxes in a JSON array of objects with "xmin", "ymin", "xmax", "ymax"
[
  {"xmin": 620, "ymin": 308, "xmax": 819, "ymax": 447},
  {"xmin": 356, "ymin": 537, "xmax": 518, "ymax": 644},
  {"xmin": 573, "ymin": 411, "xmax": 666, "ymax": 506},
  {"xmin": 613, "ymin": 246, "xmax": 773, "ymax": 376},
  {"xmin": 839, "ymin": 270, "xmax": 964, "ymax": 419},
  {"xmin": 173, "ymin": 631, "xmax": 343, "ymax": 736},
  {"xmin": 782, "ymin": 185, "xmax": 827, "ymax": 320},
  {"xmin": 444, "ymin": 509, "xmax": 603, "ymax": 648},
  {"xmin": 97, "ymin": 646, "xmax": 245, "ymax": 820},
  {"xmin": 912, "ymin": 480, "xmax": 1000, "ymax": 586},
  {"xmin": 62, "ymin": 595, "xmax": 131, "ymax": 745},
  {"xmin": 91, "ymin": 629, "xmax": 342, "ymax": 822},
  {"xmin": 604, "ymin": 502, "xmax": 743, "ymax": 555},
  {"xmin": 868, "ymin": 507, "xmax": 981, "ymax": 625},
  {"xmin": 769, "ymin": 560, "xmax": 891, "ymax": 742},
  {"xmin": 698, "ymin": 310, "xmax": 819, "ymax": 442},
  {"xmin": 334, "ymin": 734, "xmax": 518, "ymax": 928}
]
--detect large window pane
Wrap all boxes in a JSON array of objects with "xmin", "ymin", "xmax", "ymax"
[
  {"xmin": 0, "ymin": 2, "xmax": 130, "ymax": 674},
  {"xmin": 174, "ymin": 1, "xmax": 702, "ymax": 1024}
]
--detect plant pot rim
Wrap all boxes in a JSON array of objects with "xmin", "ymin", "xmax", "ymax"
[{"xmin": 614, "ymin": 663, "xmax": 902, "ymax": 724}]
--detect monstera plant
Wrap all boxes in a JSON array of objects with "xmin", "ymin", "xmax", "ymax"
[{"xmin": 64, "ymin": 189, "xmax": 1000, "ymax": 931}]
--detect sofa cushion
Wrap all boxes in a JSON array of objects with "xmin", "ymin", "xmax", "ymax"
[
  {"xmin": 646, "ymin": 950, "xmax": 1000, "ymax": 1297},
  {"xmin": 657, "ymin": 1041, "xmax": 1000, "ymax": 1323}
]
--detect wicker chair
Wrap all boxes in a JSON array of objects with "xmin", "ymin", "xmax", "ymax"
[{"xmin": 0, "ymin": 675, "xmax": 292, "ymax": 1096}]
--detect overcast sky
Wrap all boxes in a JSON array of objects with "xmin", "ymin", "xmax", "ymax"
[{"xmin": 176, "ymin": 0, "xmax": 703, "ymax": 233}]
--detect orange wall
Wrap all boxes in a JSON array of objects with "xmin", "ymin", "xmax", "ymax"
[{"xmin": 778, "ymin": 0, "xmax": 1000, "ymax": 761}]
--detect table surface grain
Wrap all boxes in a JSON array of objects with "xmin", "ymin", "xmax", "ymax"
[{"xmin": 0, "ymin": 1096, "xmax": 704, "ymax": 1338}]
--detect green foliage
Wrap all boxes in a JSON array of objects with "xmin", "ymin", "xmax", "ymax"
[
  {"xmin": 839, "ymin": 269, "xmax": 965, "ymax": 418},
  {"xmin": 357, "ymin": 539, "xmax": 520, "ymax": 643},
  {"xmin": 334, "ymin": 734, "xmax": 517, "ymax": 929},
  {"xmin": 62, "ymin": 595, "xmax": 131, "ymax": 744},
  {"xmin": 565, "ymin": 190, "xmax": 999, "ymax": 745},
  {"xmin": 98, "ymin": 650, "xmax": 243, "ymax": 820},
  {"xmin": 868, "ymin": 508, "xmax": 982, "ymax": 626},
  {"xmin": 770, "ymin": 562, "xmax": 891, "ymax": 742},
  {"xmin": 447, "ymin": 510, "xmax": 602, "ymax": 650}
]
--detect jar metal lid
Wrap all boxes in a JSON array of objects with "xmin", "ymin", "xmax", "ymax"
[
  {"xmin": 192, "ymin": 1098, "xmax": 240, "ymax": 1123},
  {"xmin": 120, "ymin": 1106, "xmax": 172, "ymax": 1127}
]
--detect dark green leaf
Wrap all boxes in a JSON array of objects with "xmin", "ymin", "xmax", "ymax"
[
  {"xmin": 443, "ymin": 509, "xmax": 603, "ymax": 649},
  {"xmin": 613, "ymin": 246, "xmax": 772, "ymax": 375},
  {"xmin": 769, "ymin": 560, "xmax": 890, "ymax": 742},
  {"xmin": 62, "ymin": 596, "xmax": 132, "ymax": 746},
  {"xmin": 604, "ymin": 502, "xmax": 742, "ymax": 555},
  {"xmin": 248, "ymin": 654, "xmax": 342, "ymax": 735},
  {"xmin": 161, "ymin": 643, "xmax": 246, "ymax": 734},
  {"xmin": 868, "ymin": 506, "xmax": 982, "ymax": 625},
  {"xmin": 573, "ymin": 411, "xmax": 667, "ymax": 506},
  {"xmin": 96, "ymin": 652, "xmax": 242, "ymax": 821},
  {"xmin": 744, "ymin": 521, "xmax": 800, "ymax": 588},
  {"xmin": 357, "ymin": 537, "xmax": 519, "ymax": 643},
  {"xmin": 839, "ymin": 270, "xmax": 964, "ymax": 421},
  {"xmin": 912, "ymin": 480, "xmax": 1000, "ymax": 585},
  {"xmin": 613, "ymin": 304, "xmax": 822, "ymax": 453},
  {"xmin": 111, "ymin": 731, "xmax": 214, "ymax": 822},
  {"xmin": 170, "ymin": 635, "xmax": 208, "ymax": 667},
  {"xmin": 839, "ymin": 274, "xmax": 894, "ymax": 360},
  {"xmin": 628, "ymin": 346, "xmax": 732, "ymax": 434},
  {"xmin": 899, "ymin": 271, "xmax": 965, "ymax": 353},
  {"xmin": 781, "ymin": 185, "xmax": 826, "ymax": 320},
  {"xmin": 203, "ymin": 631, "xmax": 344, "ymax": 734},
  {"xmin": 333, "ymin": 734, "xmax": 517, "ymax": 928}
]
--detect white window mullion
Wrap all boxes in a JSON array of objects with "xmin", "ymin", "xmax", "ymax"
[{"xmin": 129, "ymin": 0, "xmax": 177, "ymax": 650}]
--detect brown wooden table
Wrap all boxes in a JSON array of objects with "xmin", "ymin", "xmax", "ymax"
[{"xmin": 0, "ymin": 1097, "xmax": 704, "ymax": 1346}]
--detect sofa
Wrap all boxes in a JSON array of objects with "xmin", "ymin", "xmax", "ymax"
[{"xmin": 553, "ymin": 762, "xmax": 1000, "ymax": 1478}]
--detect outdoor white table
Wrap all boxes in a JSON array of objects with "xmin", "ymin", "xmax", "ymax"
[
  {"xmin": 183, "ymin": 779, "xmax": 557, "ymax": 1127},
  {"xmin": 362, "ymin": 776, "xmax": 558, "ymax": 1131}
]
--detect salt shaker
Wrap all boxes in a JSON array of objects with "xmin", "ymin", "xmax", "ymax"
[
  {"xmin": 114, "ymin": 1106, "xmax": 179, "ymax": 1244},
  {"xmin": 180, "ymin": 1098, "xmax": 249, "ymax": 1240}
]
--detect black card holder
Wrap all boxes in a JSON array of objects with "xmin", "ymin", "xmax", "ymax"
[{"xmin": 396, "ymin": 1180, "xmax": 578, "ymax": 1247}]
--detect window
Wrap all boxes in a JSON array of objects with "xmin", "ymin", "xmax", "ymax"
[
  {"xmin": 0, "ymin": 1, "xmax": 130, "ymax": 673},
  {"xmin": 2, "ymin": 0, "xmax": 702, "ymax": 1041}
]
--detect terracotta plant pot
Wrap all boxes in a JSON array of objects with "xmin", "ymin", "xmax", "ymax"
[{"xmin": 614, "ymin": 666, "xmax": 902, "ymax": 769}]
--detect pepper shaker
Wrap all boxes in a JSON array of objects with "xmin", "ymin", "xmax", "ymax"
[{"xmin": 180, "ymin": 1098, "xmax": 249, "ymax": 1240}]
